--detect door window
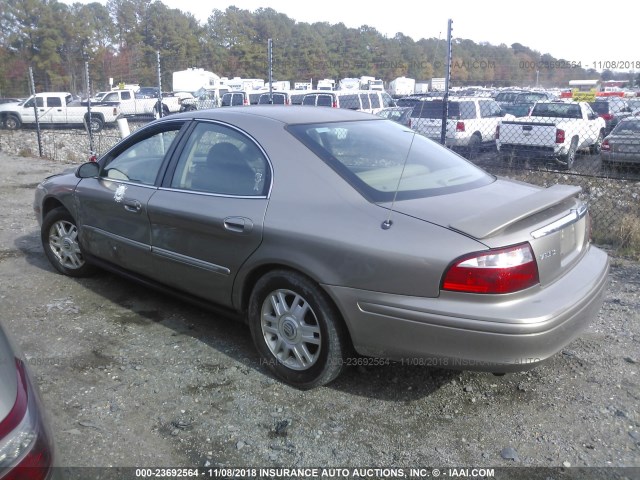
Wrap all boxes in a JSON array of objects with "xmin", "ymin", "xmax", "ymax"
[{"xmin": 170, "ymin": 122, "xmax": 269, "ymax": 196}]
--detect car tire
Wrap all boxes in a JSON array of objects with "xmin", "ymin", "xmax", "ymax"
[
  {"xmin": 85, "ymin": 115, "xmax": 104, "ymax": 133},
  {"xmin": 466, "ymin": 133, "xmax": 482, "ymax": 160},
  {"xmin": 590, "ymin": 130, "xmax": 604, "ymax": 155},
  {"xmin": 5, "ymin": 114, "xmax": 21, "ymax": 130},
  {"xmin": 41, "ymin": 207, "xmax": 96, "ymax": 277},
  {"xmin": 561, "ymin": 137, "xmax": 578, "ymax": 170},
  {"xmin": 248, "ymin": 269, "xmax": 348, "ymax": 389}
]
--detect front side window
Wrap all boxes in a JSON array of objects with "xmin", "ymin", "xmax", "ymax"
[
  {"xmin": 101, "ymin": 125, "xmax": 183, "ymax": 185},
  {"xmin": 170, "ymin": 122, "xmax": 269, "ymax": 196},
  {"xmin": 288, "ymin": 119, "xmax": 493, "ymax": 202}
]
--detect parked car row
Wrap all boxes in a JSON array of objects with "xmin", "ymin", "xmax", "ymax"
[{"xmin": 374, "ymin": 93, "xmax": 640, "ymax": 170}]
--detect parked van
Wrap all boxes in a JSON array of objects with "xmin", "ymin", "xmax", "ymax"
[
  {"xmin": 221, "ymin": 91, "xmax": 250, "ymax": 107},
  {"xmin": 258, "ymin": 92, "xmax": 294, "ymax": 105},
  {"xmin": 301, "ymin": 90, "xmax": 395, "ymax": 114}
]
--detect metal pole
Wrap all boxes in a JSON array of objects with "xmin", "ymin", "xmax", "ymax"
[
  {"xmin": 440, "ymin": 19, "xmax": 453, "ymax": 146},
  {"xmin": 85, "ymin": 61, "xmax": 94, "ymax": 155},
  {"xmin": 156, "ymin": 50, "xmax": 163, "ymax": 117},
  {"xmin": 268, "ymin": 39, "xmax": 273, "ymax": 103},
  {"xmin": 28, "ymin": 67, "xmax": 43, "ymax": 157}
]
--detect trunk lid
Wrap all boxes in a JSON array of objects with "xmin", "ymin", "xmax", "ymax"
[{"xmin": 383, "ymin": 178, "xmax": 590, "ymax": 286}]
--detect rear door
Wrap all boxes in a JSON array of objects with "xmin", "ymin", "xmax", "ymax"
[{"xmin": 148, "ymin": 121, "xmax": 271, "ymax": 307}]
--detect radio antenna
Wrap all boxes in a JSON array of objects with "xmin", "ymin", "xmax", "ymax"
[{"xmin": 381, "ymin": 129, "xmax": 418, "ymax": 230}]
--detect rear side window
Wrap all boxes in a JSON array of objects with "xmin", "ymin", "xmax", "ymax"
[
  {"xmin": 369, "ymin": 94, "xmax": 381, "ymax": 109},
  {"xmin": 47, "ymin": 97, "xmax": 62, "ymax": 107}
]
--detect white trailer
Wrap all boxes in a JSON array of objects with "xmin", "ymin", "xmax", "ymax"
[
  {"xmin": 389, "ymin": 77, "xmax": 416, "ymax": 97},
  {"xmin": 339, "ymin": 78, "xmax": 360, "ymax": 90},
  {"xmin": 172, "ymin": 68, "xmax": 221, "ymax": 94}
]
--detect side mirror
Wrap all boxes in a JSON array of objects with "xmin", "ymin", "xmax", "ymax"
[{"xmin": 76, "ymin": 162, "xmax": 100, "ymax": 179}]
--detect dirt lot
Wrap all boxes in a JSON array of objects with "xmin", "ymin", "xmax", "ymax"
[{"xmin": 0, "ymin": 149, "xmax": 638, "ymax": 479}]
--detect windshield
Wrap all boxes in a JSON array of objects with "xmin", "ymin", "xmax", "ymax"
[{"xmin": 288, "ymin": 119, "xmax": 493, "ymax": 202}]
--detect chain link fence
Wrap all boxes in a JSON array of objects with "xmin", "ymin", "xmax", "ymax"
[{"xmin": 0, "ymin": 55, "xmax": 638, "ymax": 256}]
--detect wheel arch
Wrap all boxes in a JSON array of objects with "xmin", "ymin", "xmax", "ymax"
[{"xmin": 236, "ymin": 262, "xmax": 354, "ymax": 345}]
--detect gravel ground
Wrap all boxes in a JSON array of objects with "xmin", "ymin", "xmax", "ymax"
[{"xmin": 0, "ymin": 138, "xmax": 638, "ymax": 479}]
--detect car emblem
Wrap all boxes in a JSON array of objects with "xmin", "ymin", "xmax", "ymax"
[{"xmin": 114, "ymin": 184, "xmax": 127, "ymax": 203}]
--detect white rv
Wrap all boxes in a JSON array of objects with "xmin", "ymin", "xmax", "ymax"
[
  {"xmin": 338, "ymin": 78, "xmax": 360, "ymax": 90},
  {"xmin": 172, "ymin": 68, "xmax": 221, "ymax": 94},
  {"xmin": 389, "ymin": 77, "xmax": 416, "ymax": 97}
]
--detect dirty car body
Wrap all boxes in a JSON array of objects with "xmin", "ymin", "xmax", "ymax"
[{"xmin": 33, "ymin": 106, "xmax": 609, "ymax": 389}]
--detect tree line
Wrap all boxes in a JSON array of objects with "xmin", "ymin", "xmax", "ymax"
[{"xmin": 0, "ymin": 0, "xmax": 630, "ymax": 97}]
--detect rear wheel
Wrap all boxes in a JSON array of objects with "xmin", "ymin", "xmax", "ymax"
[
  {"xmin": 248, "ymin": 270, "xmax": 348, "ymax": 389},
  {"xmin": 85, "ymin": 114, "xmax": 104, "ymax": 133},
  {"xmin": 466, "ymin": 133, "xmax": 482, "ymax": 160},
  {"xmin": 41, "ymin": 207, "xmax": 95, "ymax": 277},
  {"xmin": 560, "ymin": 137, "xmax": 578, "ymax": 170},
  {"xmin": 590, "ymin": 129, "xmax": 604, "ymax": 154}
]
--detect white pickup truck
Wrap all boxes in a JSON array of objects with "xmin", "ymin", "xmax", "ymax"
[
  {"xmin": 496, "ymin": 101, "xmax": 606, "ymax": 169},
  {"xmin": 0, "ymin": 92, "xmax": 120, "ymax": 132},
  {"xmin": 94, "ymin": 88, "xmax": 183, "ymax": 119}
]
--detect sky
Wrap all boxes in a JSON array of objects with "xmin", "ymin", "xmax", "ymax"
[{"xmin": 64, "ymin": 0, "xmax": 637, "ymax": 73}]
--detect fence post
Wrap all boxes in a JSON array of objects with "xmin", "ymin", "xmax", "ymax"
[
  {"xmin": 29, "ymin": 67, "xmax": 43, "ymax": 157},
  {"xmin": 440, "ymin": 19, "xmax": 453, "ymax": 146},
  {"xmin": 85, "ymin": 61, "xmax": 95, "ymax": 155},
  {"xmin": 156, "ymin": 50, "xmax": 163, "ymax": 118}
]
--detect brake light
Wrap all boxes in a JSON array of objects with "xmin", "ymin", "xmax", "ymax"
[
  {"xmin": 442, "ymin": 243, "xmax": 539, "ymax": 294},
  {"xmin": 332, "ymin": 100, "xmax": 337, "ymax": 108},
  {"xmin": 495, "ymin": 124, "xmax": 500, "ymax": 139},
  {"xmin": 601, "ymin": 139, "xmax": 610, "ymax": 151},
  {"xmin": 555, "ymin": 129, "xmax": 565, "ymax": 144},
  {"xmin": 456, "ymin": 121, "xmax": 465, "ymax": 132},
  {"xmin": 0, "ymin": 360, "xmax": 53, "ymax": 480},
  {"xmin": 600, "ymin": 113, "xmax": 613, "ymax": 121}
]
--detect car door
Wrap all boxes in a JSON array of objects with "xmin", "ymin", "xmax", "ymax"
[
  {"xmin": 148, "ymin": 121, "xmax": 271, "ymax": 308},
  {"xmin": 74, "ymin": 121, "xmax": 186, "ymax": 278},
  {"xmin": 39, "ymin": 95, "xmax": 65, "ymax": 124}
]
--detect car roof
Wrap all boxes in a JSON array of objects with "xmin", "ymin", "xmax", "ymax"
[{"xmin": 167, "ymin": 105, "xmax": 382, "ymax": 125}]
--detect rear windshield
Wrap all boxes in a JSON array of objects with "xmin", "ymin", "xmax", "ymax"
[
  {"xmin": 287, "ymin": 120, "xmax": 493, "ymax": 202},
  {"xmin": 612, "ymin": 119, "xmax": 640, "ymax": 134},
  {"xmin": 411, "ymin": 101, "xmax": 476, "ymax": 119}
]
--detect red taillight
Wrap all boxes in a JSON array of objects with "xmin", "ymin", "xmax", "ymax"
[
  {"xmin": 495, "ymin": 124, "xmax": 500, "ymax": 139},
  {"xmin": 456, "ymin": 121, "xmax": 465, "ymax": 132},
  {"xmin": 0, "ymin": 360, "xmax": 53, "ymax": 480},
  {"xmin": 555, "ymin": 129, "xmax": 565, "ymax": 144},
  {"xmin": 442, "ymin": 243, "xmax": 540, "ymax": 294},
  {"xmin": 332, "ymin": 100, "xmax": 337, "ymax": 108},
  {"xmin": 600, "ymin": 113, "xmax": 613, "ymax": 121},
  {"xmin": 601, "ymin": 139, "xmax": 610, "ymax": 151}
]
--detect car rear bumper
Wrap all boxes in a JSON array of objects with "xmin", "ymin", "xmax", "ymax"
[
  {"xmin": 325, "ymin": 244, "xmax": 609, "ymax": 372},
  {"xmin": 601, "ymin": 151, "xmax": 640, "ymax": 164},
  {"xmin": 498, "ymin": 144, "xmax": 563, "ymax": 158}
]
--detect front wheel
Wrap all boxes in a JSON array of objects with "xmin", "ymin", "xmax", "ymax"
[
  {"xmin": 41, "ymin": 207, "xmax": 95, "ymax": 277},
  {"xmin": 248, "ymin": 270, "xmax": 348, "ymax": 389},
  {"xmin": 4, "ymin": 114, "xmax": 21, "ymax": 130}
]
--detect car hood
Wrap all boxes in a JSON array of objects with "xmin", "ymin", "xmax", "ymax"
[
  {"xmin": 0, "ymin": 325, "xmax": 19, "ymax": 422},
  {"xmin": 380, "ymin": 177, "xmax": 582, "ymax": 244}
]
